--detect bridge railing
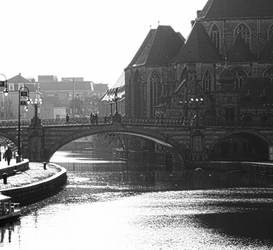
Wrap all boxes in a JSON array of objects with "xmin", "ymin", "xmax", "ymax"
[
  {"xmin": 121, "ymin": 117, "xmax": 187, "ymax": 126},
  {"xmin": 0, "ymin": 117, "xmax": 271, "ymax": 128}
]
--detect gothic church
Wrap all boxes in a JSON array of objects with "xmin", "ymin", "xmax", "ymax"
[{"xmin": 125, "ymin": 0, "xmax": 273, "ymax": 125}]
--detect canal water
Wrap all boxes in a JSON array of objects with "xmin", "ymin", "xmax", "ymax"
[{"xmin": 1, "ymin": 147, "xmax": 273, "ymax": 250}]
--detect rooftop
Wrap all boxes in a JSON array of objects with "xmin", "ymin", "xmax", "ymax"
[
  {"xmin": 199, "ymin": 0, "xmax": 273, "ymax": 20},
  {"xmin": 127, "ymin": 25, "xmax": 185, "ymax": 68},
  {"xmin": 173, "ymin": 22, "xmax": 221, "ymax": 63}
]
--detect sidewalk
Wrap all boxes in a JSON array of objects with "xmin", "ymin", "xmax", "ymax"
[
  {"xmin": 0, "ymin": 162, "xmax": 61, "ymax": 191},
  {"xmin": 0, "ymin": 157, "xmax": 17, "ymax": 168}
]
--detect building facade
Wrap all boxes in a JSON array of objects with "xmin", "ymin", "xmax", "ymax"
[
  {"xmin": 38, "ymin": 75, "xmax": 108, "ymax": 119},
  {"xmin": 125, "ymin": 0, "xmax": 273, "ymax": 126},
  {"xmin": 0, "ymin": 74, "xmax": 37, "ymax": 120}
]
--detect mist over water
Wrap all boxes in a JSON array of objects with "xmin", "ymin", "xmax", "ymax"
[{"xmin": 1, "ymin": 147, "xmax": 273, "ymax": 250}]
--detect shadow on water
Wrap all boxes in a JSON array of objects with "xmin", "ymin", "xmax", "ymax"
[{"xmin": 195, "ymin": 211, "xmax": 273, "ymax": 245}]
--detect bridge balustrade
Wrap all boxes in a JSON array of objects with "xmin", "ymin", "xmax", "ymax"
[{"xmin": 0, "ymin": 116, "xmax": 271, "ymax": 128}]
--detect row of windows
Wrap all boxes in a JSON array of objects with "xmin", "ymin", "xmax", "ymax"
[
  {"xmin": 210, "ymin": 23, "xmax": 273, "ymax": 51},
  {"xmin": 202, "ymin": 67, "xmax": 273, "ymax": 93},
  {"xmin": 143, "ymin": 66, "xmax": 273, "ymax": 97}
]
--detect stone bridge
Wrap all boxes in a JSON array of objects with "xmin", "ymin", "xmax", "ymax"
[{"xmin": 0, "ymin": 118, "xmax": 273, "ymax": 167}]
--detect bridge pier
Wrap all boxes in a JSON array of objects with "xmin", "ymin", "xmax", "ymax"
[{"xmin": 22, "ymin": 117, "xmax": 45, "ymax": 162}]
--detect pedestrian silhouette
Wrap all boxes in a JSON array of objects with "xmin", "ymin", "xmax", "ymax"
[
  {"xmin": 3, "ymin": 146, "xmax": 12, "ymax": 166},
  {"xmin": 66, "ymin": 113, "xmax": 69, "ymax": 123}
]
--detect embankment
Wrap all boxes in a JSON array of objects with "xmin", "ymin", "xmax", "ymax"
[{"xmin": 1, "ymin": 163, "xmax": 67, "ymax": 205}]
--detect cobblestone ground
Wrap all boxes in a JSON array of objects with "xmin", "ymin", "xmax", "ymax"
[{"xmin": 0, "ymin": 162, "xmax": 60, "ymax": 191}]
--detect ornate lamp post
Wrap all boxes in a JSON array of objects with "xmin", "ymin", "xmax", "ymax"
[
  {"xmin": 17, "ymin": 86, "xmax": 30, "ymax": 162},
  {"xmin": 112, "ymin": 88, "xmax": 122, "ymax": 122},
  {"xmin": 30, "ymin": 91, "xmax": 42, "ymax": 126},
  {"xmin": 189, "ymin": 97, "xmax": 204, "ymax": 127},
  {"xmin": 0, "ymin": 74, "xmax": 9, "ymax": 96}
]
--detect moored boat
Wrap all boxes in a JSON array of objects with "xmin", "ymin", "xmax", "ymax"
[{"xmin": 0, "ymin": 193, "xmax": 20, "ymax": 225}]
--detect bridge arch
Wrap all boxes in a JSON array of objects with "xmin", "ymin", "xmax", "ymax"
[
  {"xmin": 46, "ymin": 127, "xmax": 188, "ymax": 165},
  {"xmin": 208, "ymin": 130, "xmax": 270, "ymax": 161}
]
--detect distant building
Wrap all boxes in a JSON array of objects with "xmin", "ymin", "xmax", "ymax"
[
  {"xmin": 125, "ymin": 0, "xmax": 273, "ymax": 125},
  {"xmin": 0, "ymin": 73, "xmax": 37, "ymax": 120},
  {"xmin": 38, "ymin": 75, "xmax": 58, "ymax": 82},
  {"xmin": 38, "ymin": 76, "xmax": 108, "ymax": 119}
]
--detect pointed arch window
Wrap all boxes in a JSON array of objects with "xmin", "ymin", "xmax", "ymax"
[
  {"xmin": 264, "ymin": 67, "xmax": 273, "ymax": 81},
  {"xmin": 210, "ymin": 24, "xmax": 220, "ymax": 51},
  {"xmin": 234, "ymin": 23, "xmax": 251, "ymax": 46},
  {"xmin": 268, "ymin": 25, "xmax": 273, "ymax": 40},
  {"xmin": 233, "ymin": 70, "xmax": 246, "ymax": 89},
  {"xmin": 151, "ymin": 72, "xmax": 161, "ymax": 105},
  {"xmin": 202, "ymin": 71, "xmax": 212, "ymax": 93}
]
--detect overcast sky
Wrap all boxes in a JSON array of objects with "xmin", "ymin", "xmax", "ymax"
[{"xmin": 0, "ymin": 0, "xmax": 207, "ymax": 86}]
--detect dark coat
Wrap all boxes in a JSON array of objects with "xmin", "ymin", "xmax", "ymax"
[{"xmin": 3, "ymin": 148, "xmax": 12, "ymax": 160}]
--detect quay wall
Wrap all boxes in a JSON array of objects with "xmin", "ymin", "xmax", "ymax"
[
  {"xmin": 189, "ymin": 161, "xmax": 273, "ymax": 174},
  {"xmin": 0, "ymin": 160, "xmax": 29, "ymax": 178},
  {"xmin": 2, "ymin": 163, "xmax": 67, "ymax": 205}
]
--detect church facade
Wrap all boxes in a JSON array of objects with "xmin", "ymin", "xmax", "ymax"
[{"xmin": 125, "ymin": 0, "xmax": 273, "ymax": 126}]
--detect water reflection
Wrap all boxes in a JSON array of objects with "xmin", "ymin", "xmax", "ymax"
[
  {"xmin": 1, "ymin": 148, "xmax": 273, "ymax": 249},
  {"xmin": 0, "ymin": 221, "xmax": 20, "ymax": 245}
]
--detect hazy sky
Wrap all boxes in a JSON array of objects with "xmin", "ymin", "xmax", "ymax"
[{"xmin": 0, "ymin": 0, "xmax": 207, "ymax": 85}]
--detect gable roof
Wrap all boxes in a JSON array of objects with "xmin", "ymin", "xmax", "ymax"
[
  {"xmin": 127, "ymin": 25, "xmax": 185, "ymax": 68},
  {"xmin": 8, "ymin": 73, "xmax": 31, "ymax": 83},
  {"xmin": 228, "ymin": 36, "xmax": 256, "ymax": 62},
  {"xmin": 173, "ymin": 22, "xmax": 221, "ymax": 63},
  {"xmin": 199, "ymin": 0, "xmax": 273, "ymax": 20}
]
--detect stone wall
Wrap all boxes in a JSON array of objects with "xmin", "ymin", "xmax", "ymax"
[
  {"xmin": 0, "ymin": 159, "xmax": 29, "ymax": 178},
  {"xmin": 2, "ymin": 163, "xmax": 67, "ymax": 205}
]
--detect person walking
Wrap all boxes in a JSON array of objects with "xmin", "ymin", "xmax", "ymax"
[
  {"xmin": 3, "ymin": 146, "xmax": 12, "ymax": 166},
  {"xmin": 66, "ymin": 113, "xmax": 70, "ymax": 123}
]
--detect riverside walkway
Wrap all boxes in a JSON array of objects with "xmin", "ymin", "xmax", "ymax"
[{"xmin": 0, "ymin": 161, "xmax": 61, "ymax": 191}]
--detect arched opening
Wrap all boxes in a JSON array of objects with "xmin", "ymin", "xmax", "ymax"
[
  {"xmin": 210, "ymin": 24, "xmax": 220, "ymax": 51},
  {"xmin": 150, "ymin": 71, "xmax": 161, "ymax": 118},
  {"xmin": 233, "ymin": 69, "xmax": 247, "ymax": 89},
  {"xmin": 49, "ymin": 130, "xmax": 185, "ymax": 171},
  {"xmin": 268, "ymin": 24, "xmax": 273, "ymax": 40},
  {"xmin": 234, "ymin": 23, "xmax": 251, "ymax": 47},
  {"xmin": 264, "ymin": 66, "xmax": 273, "ymax": 81},
  {"xmin": 209, "ymin": 132, "xmax": 269, "ymax": 161},
  {"xmin": 202, "ymin": 71, "xmax": 212, "ymax": 93}
]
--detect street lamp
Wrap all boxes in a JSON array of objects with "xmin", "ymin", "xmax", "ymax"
[
  {"xmin": 112, "ymin": 88, "xmax": 122, "ymax": 122},
  {"xmin": 17, "ymin": 86, "xmax": 30, "ymax": 162},
  {"xmin": 0, "ymin": 74, "xmax": 8, "ymax": 96},
  {"xmin": 29, "ymin": 91, "xmax": 42, "ymax": 126},
  {"xmin": 189, "ymin": 96, "xmax": 204, "ymax": 127}
]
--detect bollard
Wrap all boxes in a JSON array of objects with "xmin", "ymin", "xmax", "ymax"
[
  {"xmin": 43, "ymin": 162, "xmax": 47, "ymax": 170},
  {"xmin": 2, "ymin": 173, "xmax": 7, "ymax": 184},
  {"xmin": 16, "ymin": 155, "xmax": 21, "ymax": 163}
]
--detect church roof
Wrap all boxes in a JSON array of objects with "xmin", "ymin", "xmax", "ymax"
[
  {"xmin": 173, "ymin": 22, "xmax": 221, "ymax": 63},
  {"xmin": 127, "ymin": 25, "xmax": 185, "ymax": 68},
  {"xmin": 227, "ymin": 36, "xmax": 256, "ymax": 62},
  {"xmin": 199, "ymin": 0, "xmax": 273, "ymax": 20},
  {"xmin": 259, "ymin": 38, "xmax": 273, "ymax": 62}
]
